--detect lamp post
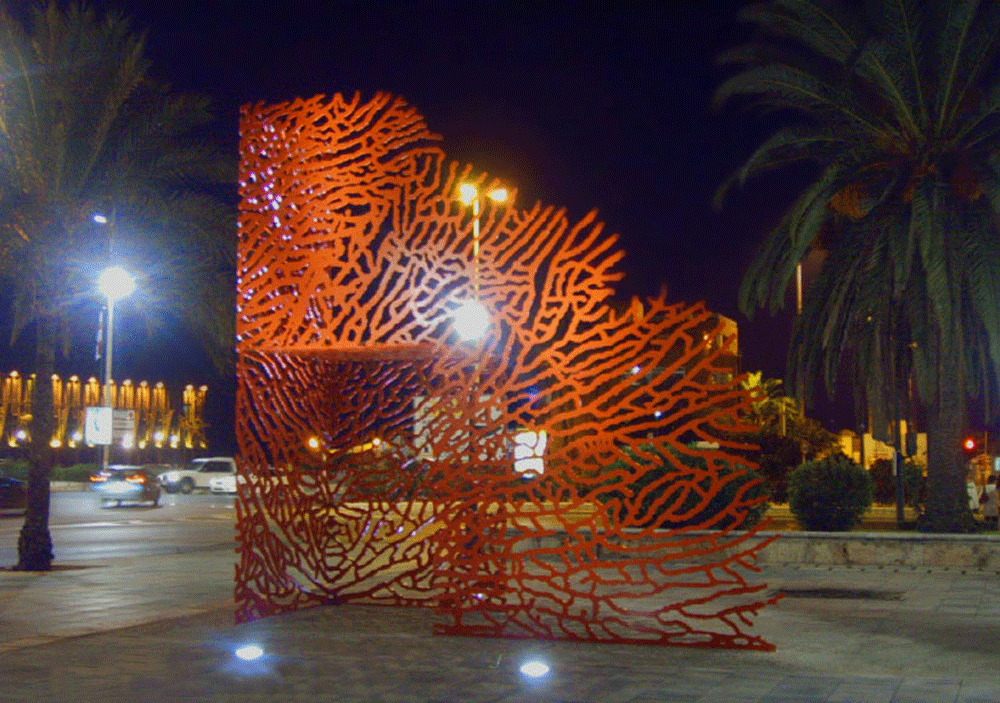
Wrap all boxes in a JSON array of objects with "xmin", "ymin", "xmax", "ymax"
[
  {"xmin": 98, "ymin": 265, "xmax": 135, "ymax": 470},
  {"xmin": 454, "ymin": 183, "xmax": 510, "ymax": 475},
  {"xmin": 454, "ymin": 183, "xmax": 507, "ymax": 341}
]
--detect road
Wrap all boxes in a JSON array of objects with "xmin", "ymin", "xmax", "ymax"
[{"xmin": 0, "ymin": 489, "xmax": 236, "ymax": 566}]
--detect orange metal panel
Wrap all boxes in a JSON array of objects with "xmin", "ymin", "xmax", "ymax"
[{"xmin": 237, "ymin": 92, "xmax": 778, "ymax": 649}]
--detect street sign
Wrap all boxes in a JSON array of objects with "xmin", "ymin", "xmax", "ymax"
[
  {"xmin": 84, "ymin": 407, "xmax": 136, "ymax": 445},
  {"xmin": 85, "ymin": 407, "xmax": 112, "ymax": 446},
  {"xmin": 112, "ymin": 409, "xmax": 136, "ymax": 435}
]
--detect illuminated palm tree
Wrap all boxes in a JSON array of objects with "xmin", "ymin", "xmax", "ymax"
[
  {"xmin": 0, "ymin": 3, "xmax": 234, "ymax": 569},
  {"xmin": 716, "ymin": 0, "xmax": 1000, "ymax": 531},
  {"xmin": 741, "ymin": 371, "xmax": 799, "ymax": 435}
]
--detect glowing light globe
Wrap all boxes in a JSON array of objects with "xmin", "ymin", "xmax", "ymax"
[
  {"xmin": 98, "ymin": 266, "xmax": 135, "ymax": 302},
  {"xmin": 454, "ymin": 299, "xmax": 490, "ymax": 341}
]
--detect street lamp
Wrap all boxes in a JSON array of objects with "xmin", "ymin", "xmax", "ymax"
[
  {"xmin": 98, "ymin": 265, "xmax": 135, "ymax": 470},
  {"xmin": 454, "ymin": 184, "xmax": 508, "ymax": 341}
]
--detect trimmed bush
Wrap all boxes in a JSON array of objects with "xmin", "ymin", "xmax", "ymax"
[
  {"xmin": 0, "ymin": 461, "xmax": 99, "ymax": 483},
  {"xmin": 869, "ymin": 458, "xmax": 926, "ymax": 508},
  {"xmin": 787, "ymin": 453, "xmax": 873, "ymax": 531},
  {"xmin": 869, "ymin": 459, "xmax": 894, "ymax": 504},
  {"xmin": 53, "ymin": 463, "xmax": 99, "ymax": 482},
  {"xmin": 0, "ymin": 460, "xmax": 29, "ymax": 481},
  {"xmin": 751, "ymin": 431, "xmax": 801, "ymax": 503},
  {"xmin": 901, "ymin": 461, "xmax": 926, "ymax": 508}
]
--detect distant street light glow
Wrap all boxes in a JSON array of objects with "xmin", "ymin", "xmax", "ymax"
[{"xmin": 93, "ymin": 213, "xmax": 108, "ymax": 224}]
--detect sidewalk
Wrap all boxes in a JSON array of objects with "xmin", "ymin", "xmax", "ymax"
[{"xmin": 2, "ymin": 545, "xmax": 1000, "ymax": 702}]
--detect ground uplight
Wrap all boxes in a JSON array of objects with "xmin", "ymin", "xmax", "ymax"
[
  {"xmin": 519, "ymin": 660, "xmax": 550, "ymax": 678},
  {"xmin": 235, "ymin": 644, "xmax": 264, "ymax": 661}
]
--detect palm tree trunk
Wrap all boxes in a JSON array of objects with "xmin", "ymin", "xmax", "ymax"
[
  {"xmin": 17, "ymin": 314, "xmax": 56, "ymax": 570},
  {"xmin": 922, "ymin": 332, "xmax": 971, "ymax": 533}
]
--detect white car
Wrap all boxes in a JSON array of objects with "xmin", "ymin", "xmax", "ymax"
[
  {"xmin": 209, "ymin": 473, "xmax": 237, "ymax": 494},
  {"xmin": 158, "ymin": 457, "xmax": 236, "ymax": 494}
]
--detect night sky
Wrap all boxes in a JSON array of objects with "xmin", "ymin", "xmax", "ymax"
[{"xmin": 63, "ymin": 1, "xmax": 847, "ymax": 447}]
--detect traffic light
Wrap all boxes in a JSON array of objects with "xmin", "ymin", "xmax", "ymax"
[{"xmin": 965, "ymin": 437, "xmax": 977, "ymax": 452}]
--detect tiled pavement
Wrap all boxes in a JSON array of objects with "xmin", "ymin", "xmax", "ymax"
[{"xmin": 2, "ymin": 547, "xmax": 1000, "ymax": 702}]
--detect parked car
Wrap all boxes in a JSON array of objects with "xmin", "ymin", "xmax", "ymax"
[
  {"xmin": 92, "ymin": 465, "xmax": 161, "ymax": 508},
  {"xmin": 209, "ymin": 472, "xmax": 238, "ymax": 494},
  {"xmin": 0, "ymin": 476, "xmax": 27, "ymax": 516},
  {"xmin": 158, "ymin": 457, "xmax": 236, "ymax": 494}
]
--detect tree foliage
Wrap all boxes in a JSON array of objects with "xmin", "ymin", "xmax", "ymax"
[
  {"xmin": 716, "ymin": 0, "xmax": 1000, "ymax": 531},
  {"xmin": 0, "ymin": 3, "xmax": 234, "ymax": 569}
]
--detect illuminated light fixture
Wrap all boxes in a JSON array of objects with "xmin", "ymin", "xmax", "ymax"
[
  {"xmin": 50, "ymin": 438, "xmax": 62, "ymax": 449},
  {"xmin": 519, "ymin": 660, "xmax": 550, "ymax": 678},
  {"xmin": 457, "ymin": 183, "xmax": 478, "ymax": 205},
  {"xmin": 98, "ymin": 266, "xmax": 135, "ymax": 303},
  {"xmin": 138, "ymin": 440, "xmax": 147, "ymax": 449},
  {"xmin": 170, "ymin": 434, "xmax": 180, "ymax": 443},
  {"xmin": 307, "ymin": 436, "xmax": 321, "ymax": 450},
  {"xmin": 154, "ymin": 431, "xmax": 166, "ymax": 443},
  {"xmin": 455, "ymin": 183, "xmax": 510, "ymax": 343},
  {"xmin": 459, "ymin": 183, "xmax": 508, "ymax": 206},
  {"xmin": 93, "ymin": 213, "xmax": 108, "ymax": 224},
  {"xmin": 15, "ymin": 429, "xmax": 27, "ymax": 441},
  {"xmin": 98, "ymin": 265, "xmax": 135, "ymax": 474},
  {"xmin": 234, "ymin": 644, "xmax": 264, "ymax": 662},
  {"xmin": 630, "ymin": 365, "xmax": 641, "ymax": 375},
  {"xmin": 654, "ymin": 410, "xmax": 663, "ymax": 418},
  {"xmin": 453, "ymin": 299, "xmax": 491, "ymax": 341},
  {"xmin": 372, "ymin": 437, "xmax": 382, "ymax": 447}
]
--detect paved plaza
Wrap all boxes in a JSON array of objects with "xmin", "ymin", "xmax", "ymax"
[{"xmin": 1, "ymin": 543, "xmax": 999, "ymax": 702}]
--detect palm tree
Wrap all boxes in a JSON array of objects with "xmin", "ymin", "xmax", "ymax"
[
  {"xmin": 741, "ymin": 371, "xmax": 800, "ymax": 435},
  {"xmin": 715, "ymin": 0, "xmax": 1000, "ymax": 532},
  {"xmin": 0, "ymin": 3, "xmax": 234, "ymax": 569}
]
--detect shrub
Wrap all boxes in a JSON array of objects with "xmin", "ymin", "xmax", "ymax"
[
  {"xmin": 0, "ymin": 460, "xmax": 29, "ymax": 481},
  {"xmin": 869, "ymin": 458, "xmax": 926, "ymax": 508},
  {"xmin": 901, "ymin": 461, "xmax": 926, "ymax": 508},
  {"xmin": 869, "ymin": 459, "xmax": 894, "ymax": 504},
  {"xmin": 787, "ymin": 453, "xmax": 873, "ymax": 531},
  {"xmin": 53, "ymin": 463, "xmax": 99, "ymax": 482},
  {"xmin": 751, "ymin": 431, "xmax": 801, "ymax": 503}
]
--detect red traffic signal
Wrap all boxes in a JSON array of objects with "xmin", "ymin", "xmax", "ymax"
[{"xmin": 964, "ymin": 437, "xmax": 977, "ymax": 452}]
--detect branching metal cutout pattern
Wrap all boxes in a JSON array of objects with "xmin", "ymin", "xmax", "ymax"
[{"xmin": 237, "ymin": 92, "xmax": 779, "ymax": 650}]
